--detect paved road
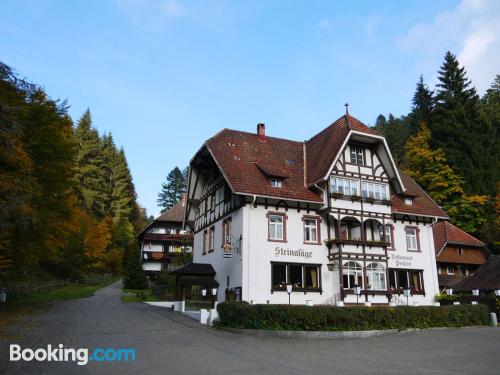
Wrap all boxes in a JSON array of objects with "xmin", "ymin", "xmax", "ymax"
[{"xmin": 1, "ymin": 281, "xmax": 499, "ymax": 375}]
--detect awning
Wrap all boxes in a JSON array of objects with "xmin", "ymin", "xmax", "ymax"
[{"xmin": 170, "ymin": 262, "xmax": 216, "ymax": 276}]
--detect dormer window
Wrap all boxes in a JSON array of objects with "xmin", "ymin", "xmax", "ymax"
[
  {"xmin": 404, "ymin": 197, "xmax": 413, "ymax": 205},
  {"xmin": 270, "ymin": 178, "xmax": 283, "ymax": 188},
  {"xmin": 350, "ymin": 146, "xmax": 364, "ymax": 165}
]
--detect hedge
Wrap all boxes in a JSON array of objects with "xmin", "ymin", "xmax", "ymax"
[{"xmin": 216, "ymin": 302, "xmax": 490, "ymax": 331}]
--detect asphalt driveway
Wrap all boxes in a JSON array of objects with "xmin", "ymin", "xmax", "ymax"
[{"xmin": 1, "ymin": 281, "xmax": 499, "ymax": 375}]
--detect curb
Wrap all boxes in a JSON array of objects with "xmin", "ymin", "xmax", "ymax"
[{"xmin": 217, "ymin": 326, "xmax": 493, "ymax": 340}]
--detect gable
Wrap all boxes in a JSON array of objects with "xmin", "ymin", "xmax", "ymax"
[{"xmin": 305, "ymin": 114, "xmax": 404, "ymax": 192}]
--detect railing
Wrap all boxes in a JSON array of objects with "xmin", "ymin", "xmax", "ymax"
[
  {"xmin": 391, "ymin": 295, "xmax": 407, "ymax": 306},
  {"xmin": 321, "ymin": 293, "xmax": 342, "ymax": 305}
]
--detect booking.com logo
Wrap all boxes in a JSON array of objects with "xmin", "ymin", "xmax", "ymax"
[{"xmin": 10, "ymin": 344, "xmax": 136, "ymax": 366}]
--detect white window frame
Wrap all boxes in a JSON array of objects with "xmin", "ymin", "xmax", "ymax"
[
  {"xmin": 343, "ymin": 261, "xmax": 364, "ymax": 289},
  {"xmin": 404, "ymin": 197, "xmax": 413, "ymax": 205},
  {"xmin": 350, "ymin": 146, "xmax": 364, "ymax": 165},
  {"xmin": 303, "ymin": 218, "xmax": 318, "ymax": 243},
  {"xmin": 269, "ymin": 214, "xmax": 284, "ymax": 241},
  {"xmin": 405, "ymin": 228, "xmax": 418, "ymax": 251},
  {"xmin": 366, "ymin": 263, "xmax": 387, "ymax": 291},
  {"xmin": 331, "ymin": 177, "xmax": 359, "ymax": 196},
  {"xmin": 361, "ymin": 181, "xmax": 389, "ymax": 200},
  {"xmin": 270, "ymin": 178, "xmax": 283, "ymax": 188}
]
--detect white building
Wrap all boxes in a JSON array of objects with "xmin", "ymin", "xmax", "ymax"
[{"xmin": 183, "ymin": 113, "xmax": 448, "ymax": 306}]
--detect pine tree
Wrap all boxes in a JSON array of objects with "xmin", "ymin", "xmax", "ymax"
[
  {"xmin": 410, "ymin": 75, "xmax": 434, "ymax": 134},
  {"xmin": 74, "ymin": 110, "xmax": 108, "ymax": 218},
  {"xmin": 157, "ymin": 167, "xmax": 186, "ymax": 212},
  {"xmin": 110, "ymin": 148, "xmax": 135, "ymax": 220},
  {"xmin": 432, "ymin": 51, "xmax": 491, "ymax": 195},
  {"xmin": 373, "ymin": 113, "xmax": 411, "ymax": 164}
]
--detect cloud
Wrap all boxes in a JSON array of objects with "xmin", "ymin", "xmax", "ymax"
[
  {"xmin": 114, "ymin": 0, "xmax": 185, "ymax": 29},
  {"xmin": 397, "ymin": 0, "xmax": 500, "ymax": 93}
]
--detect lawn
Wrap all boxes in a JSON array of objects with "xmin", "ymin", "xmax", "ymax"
[{"xmin": 2, "ymin": 276, "xmax": 121, "ymax": 309}]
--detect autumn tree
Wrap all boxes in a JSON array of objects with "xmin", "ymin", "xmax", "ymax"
[{"xmin": 402, "ymin": 123, "xmax": 487, "ymax": 234}]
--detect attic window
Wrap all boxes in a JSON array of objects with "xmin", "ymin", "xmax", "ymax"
[
  {"xmin": 228, "ymin": 142, "xmax": 235, "ymax": 147},
  {"xmin": 270, "ymin": 178, "xmax": 283, "ymax": 188},
  {"xmin": 404, "ymin": 197, "xmax": 413, "ymax": 205}
]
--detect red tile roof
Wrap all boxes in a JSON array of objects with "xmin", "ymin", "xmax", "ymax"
[
  {"xmin": 206, "ymin": 129, "xmax": 322, "ymax": 202},
  {"xmin": 391, "ymin": 172, "xmax": 448, "ymax": 218},
  {"xmin": 157, "ymin": 198, "xmax": 186, "ymax": 222},
  {"xmin": 201, "ymin": 114, "xmax": 449, "ymax": 218},
  {"xmin": 433, "ymin": 220, "xmax": 486, "ymax": 255},
  {"xmin": 305, "ymin": 114, "xmax": 379, "ymax": 185}
]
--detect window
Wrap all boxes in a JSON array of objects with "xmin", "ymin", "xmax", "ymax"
[
  {"xmin": 272, "ymin": 263, "xmax": 287, "ymax": 290},
  {"xmin": 350, "ymin": 145, "xmax": 364, "ymax": 165},
  {"xmin": 289, "ymin": 264, "xmax": 303, "ymax": 288},
  {"xmin": 222, "ymin": 217, "xmax": 232, "ymax": 246},
  {"xmin": 404, "ymin": 197, "xmax": 413, "ymax": 205},
  {"xmin": 361, "ymin": 181, "xmax": 389, "ymax": 200},
  {"xmin": 208, "ymin": 226, "xmax": 215, "ymax": 252},
  {"xmin": 210, "ymin": 193, "xmax": 216, "ymax": 211},
  {"xmin": 458, "ymin": 247, "xmax": 464, "ymax": 255},
  {"xmin": 340, "ymin": 218, "xmax": 361, "ymax": 240},
  {"xmin": 405, "ymin": 227, "xmax": 419, "ymax": 251},
  {"xmin": 447, "ymin": 265, "xmax": 454, "ymax": 275},
  {"xmin": 365, "ymin": 219, "xmax": 384, "ymax": 242},
  {"xmin": 366, "ymin": 263, "xmax": 386, "ymax": 290},
  {"xmin": 331, "ymin": 177, "xmax": 359, "ymax": 196},
  {"xmin": 223, "ymin": 184, "xmax": 231, "ymax": 203},
  {"xmin": 460, "ymin": 265, "xmax": 468, "ymax": 276},
  {"xmin": 342, "ymin": 261, "xmax": 363, "ymax": 289},
  {"xmin": 389, "ymin": 269, "xmax": 424, "ymax": 292},
  {"xmin": 271, "ymin": 262, "xmax": 321, "ymax": 291},
  {"xmin": 270, "ymin": 178, "xmax": 283, "ymax": 188},
  {"xmin": 268, "ymin": 213, "xmax": 286, "ymax": 241},
  {"xmin": 303, "ymin": 217, "xmax": 319, "ymax": 243},
  {"xmin": 202, "ymin": 230, "xmax": 207, "ymax": 255},
  {"xmin": 385, "ymin": 225, "xmax": 392, "ymax": 245},
  {"xmin": 305, "ymin": 266, "xmax": 319, "ymax": 288}
]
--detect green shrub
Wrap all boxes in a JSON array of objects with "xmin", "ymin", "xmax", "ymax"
[{"xmin": 216, "ymin": 302, "xmax": 490, "ymax": 331}]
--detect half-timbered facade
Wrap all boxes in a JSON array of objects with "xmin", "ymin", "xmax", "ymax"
[
  {"xmin": 184, "ymin": 113, "xmax": 447, "ymax": 305},
  {"xmin": 139, "ymin": 197, "xmax": 193, "ymax": 275}
]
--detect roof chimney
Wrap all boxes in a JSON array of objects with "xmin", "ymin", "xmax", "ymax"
[{"xmin": 257, "ymin": 123, "xmax": 266, "ymax": 139}]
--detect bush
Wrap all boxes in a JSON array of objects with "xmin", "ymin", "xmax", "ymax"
[
  {"xmin": 122, "ymin": 257, "xmax": 148, "ymax": 290},
  {"xmin": 216, "ymin": 302, "xmax": 490, "ymax": 331}
]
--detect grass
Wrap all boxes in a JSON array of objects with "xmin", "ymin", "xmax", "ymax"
[
  {"xmin": 0, "ymin": 276, "xmax": 121, "ymax": 336},
  {"xmin": 2, "ymin": 276, "xmax": 121, "ymax": 310},
  {"xmin": 120, "ymin": 288, "xmax": 161, "ymax": 303}
]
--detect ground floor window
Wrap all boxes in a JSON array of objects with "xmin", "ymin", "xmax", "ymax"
[
  {"xmin": 388, "ymin": 269, "xmax": 424, "ymax": 293},
  {"xmin": 342, "ymin": 261, "xmax": 363, "ymax": 289},
  {"xmin": 271, "ymin": 262, "xmax": 321, "ymax": 292},
  {"xmin": 366, "ymin": 263, "xmax": 386, "ymax": 290}
]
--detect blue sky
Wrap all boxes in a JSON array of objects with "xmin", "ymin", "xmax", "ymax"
[{"xmin": 2, "ymin": 0, "xmax": 499, "ymax": 217}]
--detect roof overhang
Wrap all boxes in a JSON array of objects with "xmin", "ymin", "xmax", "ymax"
[
  {"xmin": 236, "ymin": 192, "xmax": 323, "ymax": 205},
  {"xmin": 322, "ymin": 130, "xmax": 405, "ymax": 193}
]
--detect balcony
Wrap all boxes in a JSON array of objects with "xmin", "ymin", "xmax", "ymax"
[
  {"xmin": 142, "ymin": 252, "xmax": 170, "ymax": 262},
  {"xmin": 327, "ymin": 238, "xmax": 389, "ymax": 248},
  {"xmin": 329, "ymin": 193, "xmax": 392, "ymax": 206},
  {"xmin": 142, "ymin": 232, "xmax": 193, "ymax": 242}
]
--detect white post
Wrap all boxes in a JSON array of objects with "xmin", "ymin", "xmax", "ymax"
[
  {"xmin": 491, "ymin": 313, "xmax": 497, "ymax": 326},
  {"xmin": 200, "ymin": 309, "xmax": 209, "ymax": 325}
]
